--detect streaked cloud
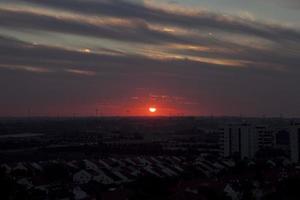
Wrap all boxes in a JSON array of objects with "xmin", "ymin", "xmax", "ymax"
[
  {"xmin": 64, "ymin": 69, "xmax": 96, "ymax": 76},
  {"xmin": 0, "ymin": 64, "xmax": 52, "ymax": 73},
  {"xmin": 0, "ymin": 0, "xmax": 299, "ymax": 116}
]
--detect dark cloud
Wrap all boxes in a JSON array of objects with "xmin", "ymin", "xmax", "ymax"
[
  {"xmin": 0, "ymin": 8, "xmax": 188, "ymax": 45},
  {"xmin": 170, "ymin": 43, "xmax": 300, "ymax": 72},
  {"xmin": 1, "ymin": 35, "xmax": 300, "ymax": 116},
  {"xmin": 1, "ymin": 5, "xmax": 299, "ymax": 72},
  {"xmin": 14, "ymin": 0, "xmax": 300, "ymax": 42},
  {"xmin": 0, "ymin": 7, "xmax": 256, "ymax": 50},
  {"xmin": 0, "ymin": 35, "xmax": 240, "ymax": 75},
  {"xmin": 0, "ymin": 0, "xmax": 300, "ymax": 116}
]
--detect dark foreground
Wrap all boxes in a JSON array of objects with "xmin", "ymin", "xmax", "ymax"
[{"xmin": 0, "ymin": 117, "xmax": 299, "ymax": 200}]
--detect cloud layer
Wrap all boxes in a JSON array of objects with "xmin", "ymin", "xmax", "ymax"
[{"xmin": 0, "ymin": 0, "xmax": 300, "ymax": 116}]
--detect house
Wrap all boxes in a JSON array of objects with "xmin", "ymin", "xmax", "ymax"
[
  {"xmin": 84, "ymin": 160, "xmax": 100, "ymax": 172},
  {"xmin": 93, "ymin": 173, "xmax": 114, "ymax": 185},
  {"xmin": 224, "ymin": 184, "xmax": 240, "ymax": 200},
  {"xmin": 73, "ymin": 186, "xmax": 89, "ymax": 200},
  {"xmin": 0, "ymin": 164, "xmax": 11, "ymax": 174},
  {"xmin": 30, "ymin": 162, "xmax": 43, "ymax": 172},
  {"xmin": 73, "ymin": 170, "xmax": 92, "ymax": 184},
  {"xmin": 17, "ymin": 178, "xmax": 33, "ymax": 189},
  {"xmin": 14, "ymin": 162, "xmax": 28, "ymax": 172}
]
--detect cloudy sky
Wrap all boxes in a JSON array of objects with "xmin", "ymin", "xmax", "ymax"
[{"xmin": 0, "ymin": 0, "xmax": 300, "ymax": 117}]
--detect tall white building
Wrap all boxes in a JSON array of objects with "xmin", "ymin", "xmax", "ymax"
[
  {"xmin": 290, "ymin": 123, "xmax": 300, "ymax": 163},
  {"xmin": 222, "ymin": 124, "xmax": 274, "ymax": 159}
]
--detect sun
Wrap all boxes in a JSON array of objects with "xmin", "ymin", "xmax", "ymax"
[{"xmin": 149, "ymin": 107, "xmax": 157, "ymax": 113}]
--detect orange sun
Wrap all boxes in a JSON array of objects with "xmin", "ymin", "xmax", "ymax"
[{"xmin": 149, "ymin": 107, "xmax": 157, "ymax": 113}]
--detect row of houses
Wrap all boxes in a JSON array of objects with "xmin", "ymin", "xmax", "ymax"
[{"xmin": 1, "ymin": 156, "xmax": 238, "ymax": 199}]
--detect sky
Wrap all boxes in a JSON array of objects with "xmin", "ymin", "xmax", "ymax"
[{"xmin": 0, "ymin": 0, "xmax": 300, "ymax": 117}]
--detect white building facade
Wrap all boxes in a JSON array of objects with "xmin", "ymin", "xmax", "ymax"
[
  {"xmin": 290, "ymin": 123, "xmax": 300, "ymax": 163},
  {"xmin": 222, "ymin": 124, "xmax": 274, "ymax": 159}
]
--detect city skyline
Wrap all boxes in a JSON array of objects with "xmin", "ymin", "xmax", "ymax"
[{"xmin": 0, "ymin": 0, "xmax": 300, "ymax": 117}]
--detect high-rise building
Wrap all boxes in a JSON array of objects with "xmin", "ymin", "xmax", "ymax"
[
  {"xmin": 222, "ymin": 124, "xmax": 274, "ymax": 159},
  {"xmin": 275, "ymin": 129, "xmax": 290, "ymax": 151},
  {"xmin": 256, "ymin": 126, "xmax": 274, "ymax": 149},
  {"xmin": 290, "ymin": 123, "xmax": 300, "ymax": 163}
]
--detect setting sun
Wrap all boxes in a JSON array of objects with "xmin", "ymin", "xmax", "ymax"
[{"xmin": 149, "ymin": 107, "xmax": 157, "ymax": 113}]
